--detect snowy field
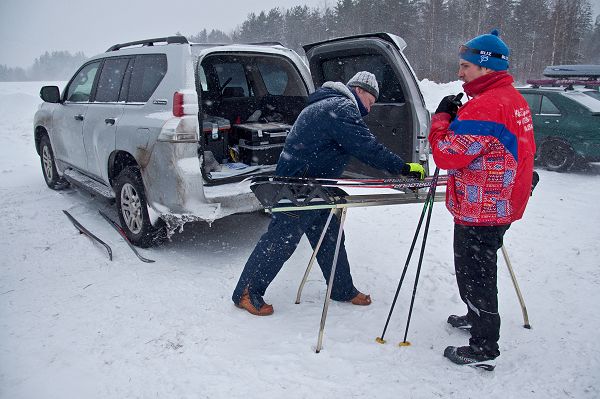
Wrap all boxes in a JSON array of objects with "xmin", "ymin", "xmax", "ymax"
[{"xmin": 1, "ymin": 81, "xmax": 599, "ymax": 399}]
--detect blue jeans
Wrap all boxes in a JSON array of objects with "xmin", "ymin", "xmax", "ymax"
[{"xmin": 232, "ymin": 209, "xmax": 358, "ymax": 309}]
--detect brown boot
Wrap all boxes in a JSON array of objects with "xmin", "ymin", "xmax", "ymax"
[
  {"xmin": 236, "ymin": 289, "xmax": 274, "ymax": 316},
  {"xmin": 350, "ymin": 292, "xmax": 372, "ymax": 306}
]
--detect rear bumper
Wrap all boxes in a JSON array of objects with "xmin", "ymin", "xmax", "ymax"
[{"xmin": 140, "ymin": 142, "xmax": 263, "ymax": 229}]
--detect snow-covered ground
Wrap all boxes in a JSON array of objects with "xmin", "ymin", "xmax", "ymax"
[{"xmin": 1, "ymin": 81, "xmax": 599, "ymax": 399}]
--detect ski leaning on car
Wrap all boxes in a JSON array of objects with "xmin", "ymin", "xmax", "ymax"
[{"xmin": 428, "ymin": 29, "xmax": 536, "ymax": 370}]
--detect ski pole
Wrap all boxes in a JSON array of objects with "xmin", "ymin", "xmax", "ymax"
[
  {"xmin": 399, "ymin": 170, "xmax": 440, "ymax": 346},
  {"xmin": 501, "ymin": 245, "xmax": 531, "ymax": 329},
  {"xmin": 376, "ymin": 168, "xmax": 439, "ymax": 344}
]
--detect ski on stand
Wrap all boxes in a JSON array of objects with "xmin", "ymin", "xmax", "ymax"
[
  {"xmin": 63, "ymin": 210, "xmax": 112, "ymax": 261},
  {"xmin": 98, "ymin": 210, "xmax": 155, "ymax": 263},
  {"xmin": 248, "ymin": 175, "xmax": 447, "ymax": 209},
  {"xmin": 247, "ymin": 174, "xmax": 448, "ymax": 190}
]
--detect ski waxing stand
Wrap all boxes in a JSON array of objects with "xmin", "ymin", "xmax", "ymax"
[{"xmin": 249, "ymin": 174, "xmax": 446, "ymax": 352}]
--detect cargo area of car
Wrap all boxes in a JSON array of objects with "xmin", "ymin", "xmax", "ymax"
[{"xmin": 194, "ymin": 52, "xmax": 309, "ymax": 184}]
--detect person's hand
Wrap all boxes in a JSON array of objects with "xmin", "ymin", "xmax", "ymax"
[
  {"xmin": 435, "ymin": 93, "xmax": 464, "ymax": 119},
  {"xmin": 402, "ymin": 163, "xmax": 425, "ymax": 180}
]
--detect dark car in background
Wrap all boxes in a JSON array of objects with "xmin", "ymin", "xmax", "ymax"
[
  {"xmin": 518, "ymin": 85, "xmax": 600, "ymax": 171},
  {"xmin": 519, "ymin": 65, "xmax": 600, "ymax": 172}
]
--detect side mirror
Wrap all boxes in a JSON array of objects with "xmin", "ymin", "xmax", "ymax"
[{"xmin": 40, "ymin": 86, "xmax": 61, "ymax": 103}]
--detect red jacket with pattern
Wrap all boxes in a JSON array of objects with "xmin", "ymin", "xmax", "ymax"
[{"xmin": 428, "ymin": 71, "xmax": 536, "ymax": 226}]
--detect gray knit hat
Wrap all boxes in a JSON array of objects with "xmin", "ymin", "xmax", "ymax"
[{"xmin": 347, "ymin": 71, "xmax": 379, "ymax": 100}]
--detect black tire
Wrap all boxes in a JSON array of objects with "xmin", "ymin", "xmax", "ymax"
[
  {"xmin": 540, "ymin": 140, "xmax": 574, "ymax": 172},
  {"xmin": 114, "ymin": 167, "xmax": 164, "ymax": 248},
  {"xmin": 39, "ymin": 135, "xmax": 68, "ymax": 190}
]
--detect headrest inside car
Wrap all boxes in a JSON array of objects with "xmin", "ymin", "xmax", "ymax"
[{"xmin": 223, "ymin": 87, "xmax": 245, "ymax": 97}]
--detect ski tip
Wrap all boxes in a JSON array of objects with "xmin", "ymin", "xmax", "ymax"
[
  {"xmin": 398, "ymin": 341, "xmax": 411, "ymax": 347},
  {"xmin": 375, "ymin": 337, "xmax": 386, "ymax": 344}
]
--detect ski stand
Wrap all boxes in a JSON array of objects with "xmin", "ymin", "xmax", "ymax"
[
  {"xmin": 250, "ymin": 174, "xmax": 445, "ymax": 353},
  {"xmin": 98, "ymin": 210, "xmax": 155, "ymax": 263},
  {"xmin": 63, "ymin": 210, "xmax": 112, "ymax": 261}
]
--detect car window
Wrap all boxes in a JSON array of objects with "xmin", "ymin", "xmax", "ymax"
[
  {"xmin": 214, "ymin": 62, "xmax": 250, "ymax": 97},
  {"xmin": 584, "ymin": 91, "xmax": 600, "ymax": 101},
  {"xmin": 128, "ymin": 54, "xmax": 167, "ymax": 103},
  {"xmin": 95, "ymin": 58, "xmax": 129, "ymax": 102},
  {"xmin": 321, "ymin": 54, "xmax": 405, "ymax": 103},
  {"xmin": 256, "ymin": 59, "xmax": 306, "ymax": 96},
  {"xmin": 521, "ymin": 93, "xmax": 541, "ymax": 114},
  {"xmin": 198, "ymin": 67, "xmax": 208, "ymax": 92},
  {"xmin": 541, "ymin": 96, "xmax": 560, "ymax": 114},
  {"xmin": 65, "ymin": 61, "xmax": 101, "ymax": 102}
]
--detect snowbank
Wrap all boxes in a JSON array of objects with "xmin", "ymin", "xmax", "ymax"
[{"xmin": 0, "ymin": 81, "xmax": 599, "ymax": 399}]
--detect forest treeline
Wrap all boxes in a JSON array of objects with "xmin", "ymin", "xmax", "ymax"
[{"xmin": 2, "ymin": 0, "xmax": 598, "ymax": 83}]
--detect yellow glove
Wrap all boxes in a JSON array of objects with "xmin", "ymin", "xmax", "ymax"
[{"xmin": 403, "ymin": 163, "xmax": 425, "ymax": 180}]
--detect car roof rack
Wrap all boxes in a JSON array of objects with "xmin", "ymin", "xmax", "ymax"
[
  {"xmin": 527, "ymin": 79, "xmax": 600, "ymax": 91},
  {"xmin": 244, "ymin": 41, "xmax": 285, "ymax": 46},
  {"xmin": 543, "ymin": 64, "xmax": 600, "ymax": 79},
  {"xmin": 106, "ymin": 36, "xmax": 189, "ymax": 52},
  {"xmin": 190, "ymin": 41, "xmax": 285, "ymax": 48}
]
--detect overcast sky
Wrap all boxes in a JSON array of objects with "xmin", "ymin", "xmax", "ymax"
[
  {"xmin": 0, "ymin": 0, "xmax": 329, "ymax": 68},
  {"xmin": 1, "ymin": 0, "xmax": 599, "ymax": 68}
]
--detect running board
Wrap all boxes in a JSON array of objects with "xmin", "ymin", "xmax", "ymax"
[{"xmin": 63, "ymin": 169, "xmax": 115, "ymax": 200}]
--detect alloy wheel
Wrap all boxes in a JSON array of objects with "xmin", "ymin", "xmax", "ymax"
[
  {"xmin": 42, "ymin": 145, "xmax": 53, "ymax": 180},
  {"xmin": 120, "ymin": 183, "xmax": 143, "ymax": 234}
]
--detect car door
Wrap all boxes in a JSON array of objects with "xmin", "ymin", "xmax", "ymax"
[
  {"xmin": 83, "ymin": 57, "xmax": 130, "ymax": 181},
  {"xmin": 53, "ymin": 61, "xmax": 101, "ymax": 170},
  {"xmin": 303, "ymin": 33, "xmax": 430, "ymax": 178},
  {"xmin": 522, "ymin": 92, "xmax": 562, "ymax": 142}
]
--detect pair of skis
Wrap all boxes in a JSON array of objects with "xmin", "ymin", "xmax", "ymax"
[
  {"xmin": 63, "ymin": 209, "xmax": 154, "ymax": 263},
  {"xmin": 248, "ymin": 175, "xmax": 448, "ymax": 209},
  {"xmin": 248, "ymin": 174, "xmax": 448, "ymax": 190}
]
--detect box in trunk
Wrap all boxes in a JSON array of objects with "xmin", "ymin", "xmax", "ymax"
[
  {"xmin": 202, "ymin": 116, "xmax": 231, "ymax": 163},
  {"xmin": 232, "ymin": 122, "xmax": 291, "ymax": 146},
  {"xmin": 238, "ymin": 141, "xmax": 284, "ymax": 166}
]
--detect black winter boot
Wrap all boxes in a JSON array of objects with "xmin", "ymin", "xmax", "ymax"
[
  {"xmin": 447, "ymin": 314, "xmax": 472, "ymax": 330},
  {"xmin": 444, "ymin": 345, "xmax": 497, "ymax": 370}
]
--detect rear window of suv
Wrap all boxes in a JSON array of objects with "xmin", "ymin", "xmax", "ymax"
[
  {"xmin": 128, "ymin": 54, "xmax": 168, "ymax": 102},
  {"xmin": 200, "ymin": 54, "xmax": 308, "ymax": 99}
]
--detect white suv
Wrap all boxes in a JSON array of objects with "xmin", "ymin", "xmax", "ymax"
[{"xmin": 34, "ymin": 34, "xmax": 430, "ymax": 247}]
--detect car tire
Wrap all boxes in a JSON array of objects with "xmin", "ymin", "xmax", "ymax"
[
  {"xmin": 540, "ymin": 140, "xmax": 574, "ymax": 172},
  {"xmin": 114, "ymin": 167, "xmax": 164, "ymax": 248},
  {"xmin": 39, "ymin": 135, "xmax": 69, "ymax": 190}
]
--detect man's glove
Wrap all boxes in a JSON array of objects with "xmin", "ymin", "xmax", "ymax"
[
  {"xmin": 402, "ymin": 163, "xmax": 425, "ymax": 180},
  {"xmin": 435, "ymin": 93, "xmax": 464, "ymax": 120}
]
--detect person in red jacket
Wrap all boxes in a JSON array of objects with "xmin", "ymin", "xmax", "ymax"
[{"xmin": 428, "ymin": 29, "xmax": 536, "ymax": 367}]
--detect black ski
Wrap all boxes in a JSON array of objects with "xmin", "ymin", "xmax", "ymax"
[
  {"xmin": 248, "ymin": 175, "xmax": 448, "ymax": 190},
  {"xmin": 98, "ymin": 210, "xmax": 155, "ymax": 263},
  {"xmin": 63, "ymin": 210, "xmax": 112, "ymax": 261},
  {"xmin": 248, "ymin": 175, "xmax": 447, "ymax": 209}
]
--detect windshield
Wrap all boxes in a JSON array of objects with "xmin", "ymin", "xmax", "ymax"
[
  {"xmin": 583, "ymin": 90, "xmax": 600, "ymax": 101},
  {"xmin": 562, "ymin": 90, "xmax": 600, "ymax": 113}
]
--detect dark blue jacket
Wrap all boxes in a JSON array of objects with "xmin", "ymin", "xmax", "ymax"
[{"xmin": 275, "ymin": 82, "xmax": 408, "ymax": 178}]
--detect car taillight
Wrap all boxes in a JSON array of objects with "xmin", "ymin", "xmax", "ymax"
[{"xmin": 173, "ymin": 92, "xmax": 184, "ymax": 117}]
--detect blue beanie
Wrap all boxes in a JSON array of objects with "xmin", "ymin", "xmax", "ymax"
[{"xmin": 459, "ymin": 29, "xmax": 509, "ymax": 71}]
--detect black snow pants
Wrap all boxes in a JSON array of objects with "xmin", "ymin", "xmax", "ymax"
[{"xmin": 454, "ymin": 223, "xmax": 510, "ymax": 357}]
